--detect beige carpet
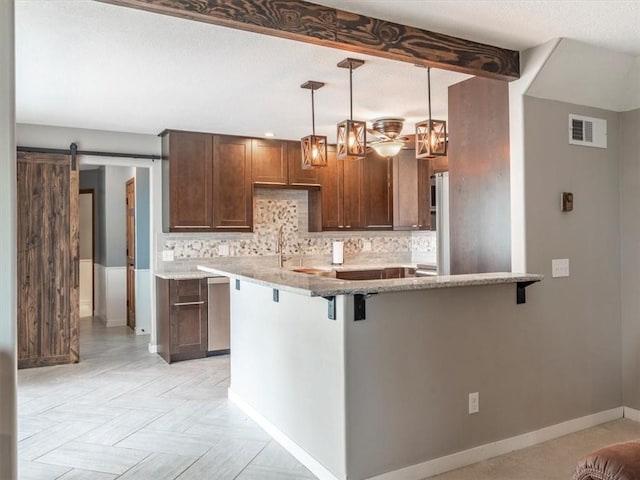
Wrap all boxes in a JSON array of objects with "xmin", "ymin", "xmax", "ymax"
[{"xmin": 429, "ymin": 418, "xmax": 640, "ymax": 480}]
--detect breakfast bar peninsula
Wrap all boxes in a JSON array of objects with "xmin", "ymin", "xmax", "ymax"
[{"xmin": 198, "ymin": 264, "xmax": 542, "ymax": 480}]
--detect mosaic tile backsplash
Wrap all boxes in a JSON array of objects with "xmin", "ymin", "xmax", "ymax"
[{"xmin": 157, "ymin": 189, "xmax": 436, "ymax": 270}]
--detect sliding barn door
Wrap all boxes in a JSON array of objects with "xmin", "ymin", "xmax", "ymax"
[{"xmin": 17, "ymin": 151, "xmax": 79, "ymax": 368}]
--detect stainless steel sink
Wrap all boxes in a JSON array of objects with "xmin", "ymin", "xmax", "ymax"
[{"xmin": 292, "ymin": 266, "xmax": 432, "ymax": 281}]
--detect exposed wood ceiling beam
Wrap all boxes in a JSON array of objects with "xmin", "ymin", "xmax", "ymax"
[{"xmin": 97, "ymin": 0, "xmax": 520, "ymax": 81}]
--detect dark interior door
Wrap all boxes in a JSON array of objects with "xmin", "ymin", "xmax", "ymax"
[
  {"xmin": 126, "ymin": 177, "xmax": 136, "ymax": 330},
  {"xmin": 17, "ymin": 151, "xmax": 79, "ymax": 368}
]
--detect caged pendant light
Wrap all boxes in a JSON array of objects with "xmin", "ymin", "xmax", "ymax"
[
  {"xmin": 415, "ymin": 67, "xmax": 447, "ymax": 158},
  {"xmin": 336, "ymin": 58, "xmax": 367, "ymax": 160},
  {"xmin": 300, "ymin": 80, "xmax": 328, "ymax": 169}
]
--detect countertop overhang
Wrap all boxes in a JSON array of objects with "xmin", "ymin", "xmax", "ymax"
[{"xmin": 196, "ymin": 264, "xmax": 543, "ymax": 298}]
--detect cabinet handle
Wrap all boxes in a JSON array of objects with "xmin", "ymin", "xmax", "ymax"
[{"xmin": 172, "ymin": 301, "xmax": 205, "ymax": 306}]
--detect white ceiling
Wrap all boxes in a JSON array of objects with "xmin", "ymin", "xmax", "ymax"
[{"xmin": 15, "ymin": 0, "xmax": 640, "ymax": 141}]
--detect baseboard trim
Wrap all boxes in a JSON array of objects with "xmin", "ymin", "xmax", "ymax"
[
  {"xmin": 105, "ymin": 318, "xmax": 126, "ymax": 328},
  {"xmin": 147, "ymin": 343, "xmax": 158, "ymax": 354},
  {"xmin": 367, "ymin": 407, "xmax": 624, "ymax": 480},
  {"xmin": 228, "ymin": 390, "xmax": 625, "ymax": 480},
  {"xmin": 228, "ymin": 389, "xmax": 342, "ymax": 480},
  {"xmin": 624, "ymin": 406, "xmax": 640, "ymax": 422}
]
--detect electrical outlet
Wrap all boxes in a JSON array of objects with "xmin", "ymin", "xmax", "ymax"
[
  {"xmin": 552, "ymin": 258, "xmax": 570, "ymax": 278},
  {"xmin": 218, "ymin": 244, "xmax": 230, "ymax": 256},
  {"xmin": 469, "ymin": 392, "xmax": 479, "ymax": 414},
  {"xmin": 162, "ymin": 250, "xmax": 174, "ymax": 262},
  {"xmin": 362, "ymin": 240, "xmax": 372, "ymax": 252}
]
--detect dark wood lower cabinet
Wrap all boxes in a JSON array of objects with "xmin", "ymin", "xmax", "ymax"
[{"xmin": 157, "ymin": 277, "xmax": 208, "ymax": 363}]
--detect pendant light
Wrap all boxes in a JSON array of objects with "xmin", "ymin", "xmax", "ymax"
[
  {"xmin": 415, "ymin": 67, "xmax": 447, "ymax": 158},
  {"xmin": 300, "ymin": 80, "xmax": 328, "ymax": 169},
  {"xmin": 336, "ymin": 58, "xmax": 366, "ymax": 160}
]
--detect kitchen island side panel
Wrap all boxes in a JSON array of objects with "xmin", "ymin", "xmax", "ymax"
[
  {"xmin": 229, "ymin": 281, "xmax": 348, "ymax": 479},
  {"xmin": 344, "ymin": 284, "xmax": 620, "ymax": 479}
]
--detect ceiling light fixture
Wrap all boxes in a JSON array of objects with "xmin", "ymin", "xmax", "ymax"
[
  {"xmin": 300, "ymin": 80, "xmax": 328, "ymax": 169},
  {"xmin": 415, "ymin": 67, "xmax": 447, "ymax": 158},
  {"xmin": 264, "ymin": 132, "xmax": 275, "ymax": 137},
  {"xmin": 336, "ymin": 58, "xmax": 366, "ymax": 160},
  {"xmin": 370, "ymin": 118, "xmax": 406, "ymax": 157}
]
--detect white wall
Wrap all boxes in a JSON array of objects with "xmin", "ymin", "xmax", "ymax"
[
  {"xmin": 0, "ymin": 2, "xmax": 17, "ymax": 479},
  {"xmin": 230, "ymin": 282, "xmax": 347, "ymax": 480},
  {"xmin": 526, "ymin": 39, "xmax": 637, "ymax": 112}
]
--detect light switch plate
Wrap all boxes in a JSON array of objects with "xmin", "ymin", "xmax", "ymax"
[
  {"xmin": 362, "ymin": 240, "xmax": 372, "ymax": 252},
  {"xmin": 218, "ymin": 244, "xmax": 230, "ymax": 256},
  {"xmin": 552, "ymin": 258, "xmax": 570, "ymax": 278},
  {"xmin": 162, "ymin": 250, "xmax": 174, "ymax": 262}
]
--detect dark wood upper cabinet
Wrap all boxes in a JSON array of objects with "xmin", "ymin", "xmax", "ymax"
[
  {"xmin": 343, "ymin": 157, "xmax": 366, "ymax": 229},
  {"xmin": 432, "ymin": 155, "xmax": 449, "ymax": 173},
  {"xmin": 213, "ymin": 135, "xmax": 253, "ymax": 231},
  {"xmin": 393, "ymin": 149, "xmax": 432, "ymax": 231},
  {"xmin": 318, "ymin": 150, "xmax": 391, "ymax": 231},
  {"xmin": 318, "ymin": 146, "xmax": 344, "ymax": 229},
  {"xmin": 161, "ymin": 130, "xmax": 214, "ymax": 232},
  {"xmin": 364, "ymin": 153, "xmax": 393, "ymax": 229},
  {"xmin": 287, "ymin": 141, "xmax": 320, "ymax": 186},
  {"xmin": 418, "ymin": 158, "xmax": 432, "ymax": 230},
  {"xmin": 252, "ymin": 139, "xmax": 287, "ymax": 185}
]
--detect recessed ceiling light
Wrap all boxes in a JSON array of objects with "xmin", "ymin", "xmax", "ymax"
[{"xmin": 264, "ymin": 132, "xmax": 275, "ymax": 137}]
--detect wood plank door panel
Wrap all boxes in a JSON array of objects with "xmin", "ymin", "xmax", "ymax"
[
  {"xmin": 213, "ymin": 135, "xmax": 253, "ymax": 231},
  {"xmin": 17, "ymin": 152, "xmax": 79, "ymax": 368}
]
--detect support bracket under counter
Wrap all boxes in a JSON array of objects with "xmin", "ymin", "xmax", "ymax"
[
  {"xmin": 323, "ymin": 296, "xmax": 336, "ymax": 320},
  {"xmin": 354, "ymin": 293, "xmax": 377, "ymax": 321},
  {"xmin": 516, "ymin": 280, "xmax": 539, "ymax": 304}
]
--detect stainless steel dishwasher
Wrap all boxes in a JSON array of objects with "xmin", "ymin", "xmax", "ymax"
[{"xmin": 207, "ymin": 276, "xmax": 230, "ymax": 355}]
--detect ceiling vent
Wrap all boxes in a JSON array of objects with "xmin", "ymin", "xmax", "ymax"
[{"xmin": 569, "ymin": 114, "xmax": 607, "ymax": 148}]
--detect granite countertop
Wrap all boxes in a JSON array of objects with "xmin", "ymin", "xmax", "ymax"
[
  {"xmin": 155, "ymin": 271, "xmax": 220, "ymax": 280},
  {"xmin": 196, "ymin": 264, "xmax": 543, "ymax": 297}
]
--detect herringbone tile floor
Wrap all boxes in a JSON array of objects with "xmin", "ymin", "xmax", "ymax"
[
  {"xmin": 17, "ymin": 317, "xmax": 640, "ymax": 480},
  {"xmin": 17, "ymin": 317, "xmax": 315, "ymax": 480}
]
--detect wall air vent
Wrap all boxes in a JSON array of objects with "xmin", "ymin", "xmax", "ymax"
[{"xmin": 569, "ymin": 114, "xmax": 607, "ymax": 148}]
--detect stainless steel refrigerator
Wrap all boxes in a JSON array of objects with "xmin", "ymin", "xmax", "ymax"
[{"xmin": 435, "ymin": 172, "xmax": 450, "ymax": 275}]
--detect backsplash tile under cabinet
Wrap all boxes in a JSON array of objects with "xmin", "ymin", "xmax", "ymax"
[{"xmin": 157, "ymin": 188, "xmax": 436, "ymax": 270}]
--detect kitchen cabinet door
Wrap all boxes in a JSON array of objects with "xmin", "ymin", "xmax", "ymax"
[
  {"xmin": 417, "ymin": 158, "xmax": 432, "ymax": 230},
  {"xmin": 364, "ymin": 153, "xmax": 393, "ymax": 229},
  {"xmin": 213, "ymin": 135, "xmax": 253, "ymax": 231},
  {"xmin": 252, "ymin": 138, "xmax": 287, "ymax": 185},
  {"xmin": 157, "ymin": 278, "xmax": 208, "ymax": 363},
  {"xmin": 161, "ymin": 130, "xmax": 214, "ymax": 232},
  {"xmin": 287, "ymin": 140, "xmax": 320, "ymax": 186},
  {"xmin": 318, "ymin": 146, "xmax": 345, "ymax": 229},
  {"xmin": 393, "ymin": 149, "xmax": 432, "ymax": 231},
  {"xmin": 343, "ymin": 157, "xmax": 365, "ymax": 229}
]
